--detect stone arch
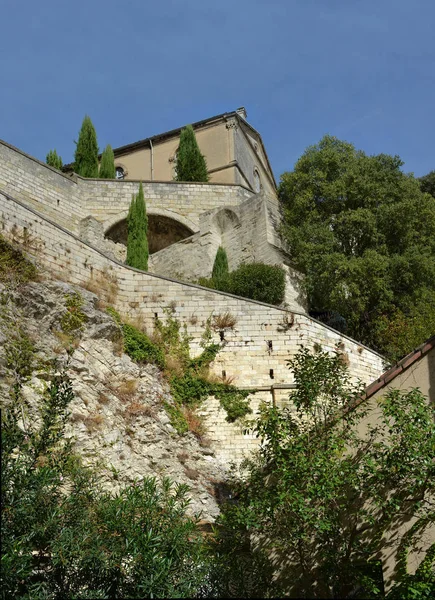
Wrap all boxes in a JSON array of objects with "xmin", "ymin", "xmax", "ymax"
[
  {"xmin": 211, "ymin": 208, "xmax": 241, "ymax": 236},
  {"xmin": 210, "ymin": 208, "xmax": 242, "ymax": 271},
  {"xmin": 104, "ymin": 209, "xmax": 197, "ymax": 255}
]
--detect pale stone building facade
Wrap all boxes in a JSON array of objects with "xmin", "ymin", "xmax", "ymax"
[{"xmin": 107, "ymin": 107, "xmax": 277, "ymax": 198}]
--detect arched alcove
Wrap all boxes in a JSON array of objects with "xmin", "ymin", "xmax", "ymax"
[
  {"xmin": 105, "ymin": 214, "xmax": 194, "ymax": 255},
  {"xmin": 212, "ymin": 208, "xmax": 241, "ymax": 235}
]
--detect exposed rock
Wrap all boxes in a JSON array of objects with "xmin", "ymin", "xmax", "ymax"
[{"xmin": 0, "ymin": 278, "xmax": 227, "ymax": 521}]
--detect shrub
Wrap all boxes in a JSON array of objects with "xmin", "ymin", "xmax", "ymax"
[
  {"xmin": 228, "ymin": 263, "xmax": 285, "ymax": 305},
  {"xmin": 212, "ymin": 312, "xmax": 237, "ymax": 331},
  {"xmin": 199, "ymin": 262, "xmax": 286, "ymax": 306},
  {"xmin": 122, "ymin": 322, "xmax": 165, "ymax": 368}
]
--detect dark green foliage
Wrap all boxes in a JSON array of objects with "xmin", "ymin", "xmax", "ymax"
[
  {"xmin": 212, "ymin": 246, "xmax": 229, "ymax": 282},
  {"xmin": 1, "ymin": 344, "xmax": 210, "ymax": 598},
  {"xmin": 46, "ymin": 149, "xmax": 63, "ymax": 170},
  {"xmin": 74, "ymin": 115, "xmax": 99, "ymax": 177},
  {"xmin": 279, "ymin": 135, "xmax": 435, "ymax": 358},
  {"xmin": 126, "ymin": 182, "xmax": 149, "ymax": 270},
  {"xmin": 200, "ymin": 262, "xmax": 286, "ymax": 306},
  {"xmin": 216, "ymin": 347, "xmax": 435, "ymax": 598},
  {"xmin": 109, "ymin": 307, "xmax": 251, "ymax": 425},
  {"xmin": 163, "ymin": 401, "xmax": 189, "ymax": 434},
  {"xmin": 0, "ymin": 235, "xmax": 37, "ymax": 285},
  {"xmin": 99, "ymin": 144, "xmax": 116, "ymax": 179},
  {"xmin": 226, "ymin": 262, "xmax": 285, "ymax": 305},
  {"xmin": 105, "ymin": 307, "xmax": 165, "ymax": 368},
  {"xmin": 175, "ymin": 125, "xmax": 209, "ymax": 182},
  {"xmin": 122, "ymin": 322, "xmax": 165, "ymax": 368},
  {"xmin": 419, "ymin": 170, "xmax": 435, "ymax": 198}
]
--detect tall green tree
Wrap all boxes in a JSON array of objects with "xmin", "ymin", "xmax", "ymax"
[
  {"xmin": 175, "ymin": 125, "xmax": 209, "ymax": 182},
  {"xmin": 99, "ymin": 143, "xmax": 116, "ymax": 179},
  {"xmin": 212, "ymin": 246, "xmax": 229, "ymax": 282},
  {"xmin": 74, "ymin": 115, "xmax": 99, "ymax": 177},
  {"xmin": 126, "ymin": 182, "xmax": 149, "ymax": 270},
  {"xmin": 214, "ymin": 347, "xmax": 435, "ymax": 598},
  {"xmin": 279, "ymin": 135, "xmax": 435, "ymax": 359},
  {"xmin": 46, "ymin": 149, "xmax": 63, "ymax": 170},
  {"xmin": 419, "ymin": 170, "xmax": 435, "ymax": 198}
]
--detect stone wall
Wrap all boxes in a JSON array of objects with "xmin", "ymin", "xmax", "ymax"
[
  {"xmin": 0, "ymin": 189, "xmax": 386, "ymax": 464},
  {"xmin": 234, "ymin": 120, "xmax": 276, "ymax": 196},
  {"xmin": 147, "ymin": 193, "xmax": 307, "ymax": 312},
  {"xmin": 0, "ymin": 139, "xmax": 253, "ymax": 236}
]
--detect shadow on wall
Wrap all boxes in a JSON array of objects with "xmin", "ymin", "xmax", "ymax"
[{"xmin": 105, "ymin": 215, "xmax": 194, "ymax": 254}]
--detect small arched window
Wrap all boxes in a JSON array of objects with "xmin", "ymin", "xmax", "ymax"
[
  {"xmin": 115, "ymin": 166, "xmax": 125, "ymax": 180},
  {"xmin": 253, "ymin": 169, "xmax": 261, "ymax": 193}
]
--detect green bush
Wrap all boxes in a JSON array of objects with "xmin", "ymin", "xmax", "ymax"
[
  {"xmin": 228, "ymin": 263, "xmax": 285, "ymax": 305},
  {"xmin": 105, "ymin": 308, "xmax": 251, "ymax": 424},
  {"xmin": 122, "ymin": 322, "xmax": 165, "ymax": 368},
  {"xmin": 211, "ymin": 384, "xmax": 252, "ymax": 423},
  {"xmin": 163, "ymin": 401, "xmax": 189, "ymax": 434},
  {"xmin": 199, "ymin": 262, "xmax": 286, "ymax": 306}
]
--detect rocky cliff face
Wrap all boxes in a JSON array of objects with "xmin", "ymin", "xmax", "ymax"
[{"xmin": 0, "ymin": 276, "xmax": 229, "ymax": 522}]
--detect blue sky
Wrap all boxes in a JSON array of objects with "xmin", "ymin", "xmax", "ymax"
[{"xmin": 1, "ymin": 0, "xmax": 434, "ymax": 181}]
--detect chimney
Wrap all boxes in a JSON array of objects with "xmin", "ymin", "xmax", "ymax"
[{"xmin": 236, "ymin": 106, "xmax": 247, "ymax": 120}]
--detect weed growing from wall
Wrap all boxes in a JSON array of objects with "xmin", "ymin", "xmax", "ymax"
[
  {"xmin": 0, "ymin": 235, "xmax": 37, "ymax": 286},
  {"xmin": 106, "ymin": 307, "xmax": 251, "ymax": 429},
  {"xmin": 60, "ymin": 292, "xmax": 88, "ymax": 337}
]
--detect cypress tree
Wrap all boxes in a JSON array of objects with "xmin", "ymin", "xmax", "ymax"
[
  {"xmin": 99, "ymin": 144, "xmax": 116, "ymax": 179},
  {"xmin": 175, "ymin": 125, "xmax": 209, "ymax": 182},
  {"xmin": 74, "ymin": 115, "xmax": 99, "ymax": 177},
  {"xmin": 46, "ymin": 149, "xmax": 63, "ymax": 170},
  {"xmin": 212, "ymin": 246, "xmax": 229, "ymax": 281},
  {"xmin": 126, "ymin": 183, "xmax": 149, "ymax": 271}
]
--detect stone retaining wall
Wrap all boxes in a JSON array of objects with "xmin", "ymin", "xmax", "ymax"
[{"xmin": 0, "ymin": 190, "xmax": 386, "ymax": 463}]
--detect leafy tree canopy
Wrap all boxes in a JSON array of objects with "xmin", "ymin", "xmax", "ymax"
[
  {"xmin": 175, "ymin": 125, "xmax": 209, "ymax": 182},
  {"xmin": 46, "ymin": 149, "xmax": 62, "ymax": 170},
  {"xmin": 99, "ymin": 143, "xmax": 116, "ymax": 179},
  {"xmin": 215, "ymin": 347, "xmax": 435, "ymax": 598},
  {"xmin": 74, "ymin": 115, "xmax": 99, "ymax": 178},
  {"xmin": 419, "ymin": 170, "xmax": 435, "ymax": 198},
  {"xmin": 279, "ymin": 135, "xmax": 435, "ymax": 359}
]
